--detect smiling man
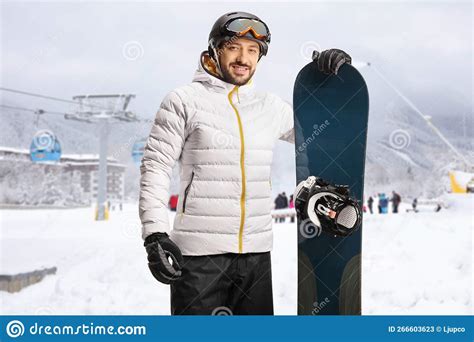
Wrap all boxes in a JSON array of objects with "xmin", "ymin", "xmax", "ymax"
[
  {"xmin": 139, "ymin": 11, "xmax": 351, "ymax": 315},
  {"xmin": 218, "ymin": 39, "xmax": 259, "ymax": 85}
]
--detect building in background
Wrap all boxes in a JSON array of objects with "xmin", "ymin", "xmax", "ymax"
[{"xmin": 0, "ymin": 146, "xmax": 125, "ymax": 206}]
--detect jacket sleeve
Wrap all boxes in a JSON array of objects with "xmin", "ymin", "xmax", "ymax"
[
  {"xmin": 277, "ymin": 97, "xmax": 295, "ymax": 144},
  {"xmin": 139, "ymin": 91, "xmax": 186, "ymax": 240}
]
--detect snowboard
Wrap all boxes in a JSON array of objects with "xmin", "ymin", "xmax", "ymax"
[{"xmin": 293, "ymin": 61, "xmax": 369, "ymax": 315}]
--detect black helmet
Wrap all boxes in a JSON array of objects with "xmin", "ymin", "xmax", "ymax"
[{"xmin": 208, "ymin": 11, "xmax": 271, "ymax": 60}]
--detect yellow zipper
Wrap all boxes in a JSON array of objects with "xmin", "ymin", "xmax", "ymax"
[{"xmin": 228, "ymin": 86, "xmax": 246, "ymax": 253}]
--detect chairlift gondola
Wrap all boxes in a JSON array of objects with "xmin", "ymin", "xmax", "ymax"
[
  {"xmin": 132, "ymin": 138, "xmax": 146, "ymax": 165},
  {"xmin": 29, "ymin": 109, "xmax": 62, "ymax": 163},
  {"xmin": 30, "ymin": 129, "xmax": 62, "ymax": 163}
]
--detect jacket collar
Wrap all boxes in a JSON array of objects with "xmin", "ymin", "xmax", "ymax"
[{"xmin": 192, "ymin": 51, "xmax": 255, "ymax": 95}]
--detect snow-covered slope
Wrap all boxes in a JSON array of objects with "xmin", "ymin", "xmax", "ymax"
[
  {"xmin": 362, "ymin": 194, "xmax": 473, "ymax": 315},
  {"xmin": 0, "ymin": 205, "xmax": 297, "ymax": 315},
  {"xmin": 1, "ymin": 194, "xmax": 472, "ymax": 315}
]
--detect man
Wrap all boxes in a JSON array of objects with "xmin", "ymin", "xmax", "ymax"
[
  {"xmin": 281, "ymin": 192, "xmax": 288, "ymax": 208},
  {"xmin": 280, "ymin": 192, "xmax": 288, "ymax": 222},
  {"xmin": 367, "ymin": 196, "xmax": 374, "ymax": 214},
  {"xmin": 391, "ymin": 190, "xmax": 401, "ymax": 213},
  {"xmin": 412, "ymin": 197, "xmax": 418, "ymax": 212},
  {"xmin": 139, "ymin": 11, "xmax": 352, "ymax": 315},
  {"xmin": 274, "ymin": 193, "xmax": 283, "ymax": 223}
]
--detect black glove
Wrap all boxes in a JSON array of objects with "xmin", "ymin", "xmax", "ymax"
[
  {"xmin": 312, "ymin": 49, "xmax": 352, "ymax": 75},
  {"xmin": 144, "ymin": 232, "xmax": 183, "ymax": 284}
]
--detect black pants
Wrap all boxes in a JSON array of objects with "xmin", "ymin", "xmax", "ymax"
[{"xmin": 170, "ymin": 252, "xmax": 273, "ymax": 315}]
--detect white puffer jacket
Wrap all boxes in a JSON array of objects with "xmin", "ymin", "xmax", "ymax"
[{"xmin": 139, "ymin": 54, "xmax": 294, "ymax": 255}]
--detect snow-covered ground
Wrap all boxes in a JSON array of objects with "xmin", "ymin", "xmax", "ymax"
[
  {"xmin": 362, "ymin": 194, "xmax": 473, "ymax": 315},
  {"xmin": 0, "ymin": 205, "xmax": 297, "ymax": 315},
  {"xmin": 0, "ymin": 194, "xmax": 472, "ymax": 315}
]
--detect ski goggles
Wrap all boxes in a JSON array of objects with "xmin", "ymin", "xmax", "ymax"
[{"xmin": 224, "ymin": 18, "xmax": 270, "ymax": 42}]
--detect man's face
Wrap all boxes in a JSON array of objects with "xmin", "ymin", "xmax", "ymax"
[{"xmin": 218, "ymin": 38, "xmax": 260, "ymax": 86}]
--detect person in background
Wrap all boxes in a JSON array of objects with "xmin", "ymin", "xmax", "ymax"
[
  {"xmin": 379, "ymin": 193, "xmax": 389, "ymax": 214},
  {"xmin": 274, "ymin": 193, "xmax": 283, "ymax": 223},
  {"xmin": 390, "ymin": 190, "xmax": 401, "ymax": 213},
  {"xmin": 289, "ymin": 194, "xmax": 295, "ymax": 223},
  {"xmin": 367, "ymin": 196, "xmax": 374, "ymax": 214},
  {"xmin": 168, "ymin": 195, "xmax": 178, "ymax": 212},
  {"xmin": 412, "ymin": 198, "xmax": 418, "ymax": 213},
  {"xmin": 280, "ymin": 192, "xmax": 288, "ymax": 223},
  {"xmin": 281, "ymin": 192, "xmax": 288, "ymax": 208}
]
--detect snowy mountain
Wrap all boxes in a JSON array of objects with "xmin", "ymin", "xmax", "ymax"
[
  {"xmin": 364, "ymin": 99, "xmax": 473, "ymax": 198},
  {"xmin": 0, "ymin": 96, "xmax": 472, "ymax": 202}
]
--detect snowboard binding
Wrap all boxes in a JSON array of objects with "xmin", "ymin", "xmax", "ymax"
[{"xmin": 294, "ymin": 176, "xmax": 362, "ymax": 237}]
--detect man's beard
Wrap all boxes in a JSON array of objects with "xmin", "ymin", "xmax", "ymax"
[{"xmin": 221, "ymin": 64, "xmax": 256, "ymax": 86}]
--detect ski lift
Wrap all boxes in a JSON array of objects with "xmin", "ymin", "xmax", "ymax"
[
  {"xmin": 132, "ymin": 138, "xmax": 146, "ymax": 165},
  {"xmin": 29, "ymin": 109, "xmax": 62, "ymax": 163},
  {"xmin": 30, "ymin": 129, "xmax": 62, "ymax": 163},
  {"xmin": 30, "ymin": 130, "xmax": 61, "ymax": 163}
]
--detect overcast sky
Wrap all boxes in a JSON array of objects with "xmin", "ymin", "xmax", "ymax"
[{"xmin": 1, "ymin": 1, "xmax": 472, "ymax": 123}]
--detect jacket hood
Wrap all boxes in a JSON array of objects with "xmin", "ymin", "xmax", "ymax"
[{"xmin": 192, "ymin": 51, "xmax": 255, "ymax": 95}]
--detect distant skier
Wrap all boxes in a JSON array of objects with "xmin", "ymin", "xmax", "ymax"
[
  {"xmin": 289, "ymin": 194, "xmax": 295, "ymax": 223},
  {"xmin": 139, "ymin": 11, "xmax": 351, "ymax": 315},
  {"xmin": 282, "ymin": 192, "xmax": 289, "ymax": 208},
  {"xmin": 390, "ymin": 191, "xmax": 401, "ymax": 213},
  {"xmin": 379, "ymin": 193, "xmax": 389, "ymax": 214},
  {"xmin": 412, "ymin": 198, "xmax": 418, "ymax": 213},
  {"xmin": 280, "ymin": 192, "xmax": 289, "ymax": 222},
  {"xmin": 367, "ymin": 196, "xmax": 374, "ymax": 214},
  {"xmin": 289, "ymin": 194, "xmax": 294, "ymax": 209},
  {"xmin": 274, "ymin": 193, "xmax": 287, "ymax": 223},
  {"xmin": 274, "ymin": 193, "xmax": 283, "ymax": 223}
]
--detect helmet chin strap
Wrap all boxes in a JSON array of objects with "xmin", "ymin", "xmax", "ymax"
[
  {"xmin": 211, "ymin": 47, "xmax": 225, "ymax": 79},
  {"xmin": 204, "ymin": 47, "xmax": 255, "ymax": 86}
]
